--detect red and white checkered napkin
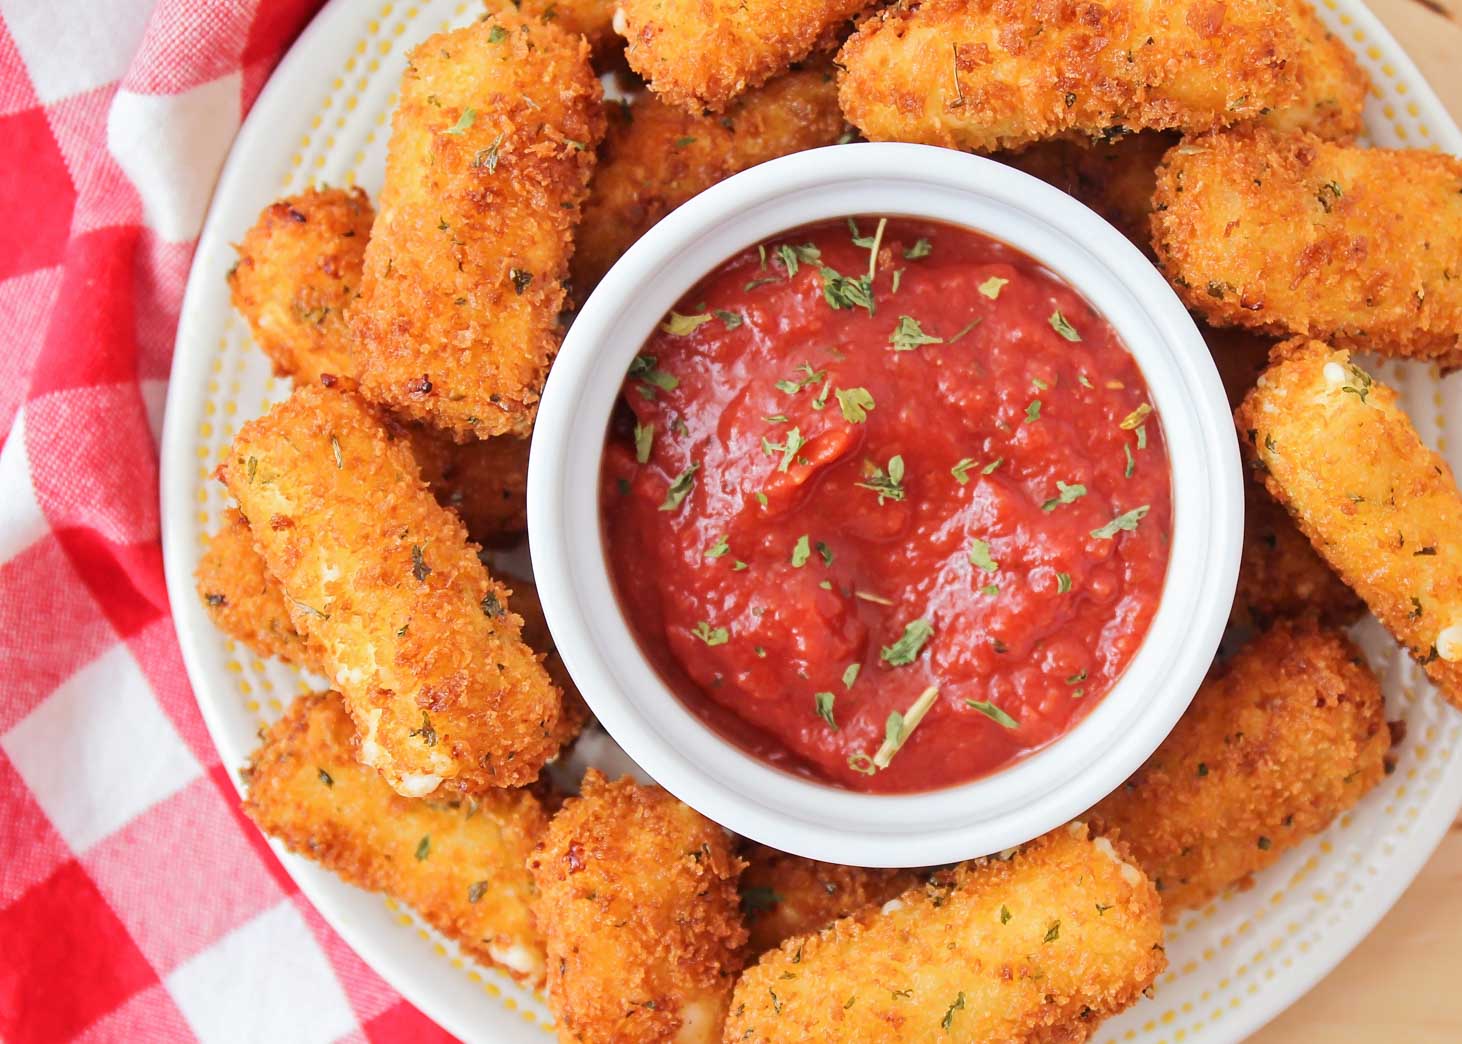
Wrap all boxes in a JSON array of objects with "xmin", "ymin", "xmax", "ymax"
[{"xmin": 0, "ymin": 3, "xmax": 451, "ymax": 1040}]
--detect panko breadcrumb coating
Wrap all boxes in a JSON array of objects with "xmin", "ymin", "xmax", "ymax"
[
  {"xmin": 228, "ymin": 187, "xmax": 373, "ymax": 385},
  {"xmin": 1236, "ymin": 339, "xmax": 1462, "ymax": 709},
  {"xmin": 997, "ymin": 132, "xmax": 1176, "ymax": 254},
  {"xmin": 739, "ymin": 844, "xmax": 919, "ymax": 959},
  {"xmin": 572, "ymin": 66, "xmax": 846, "ymax": 293},
  {"xmin": 1263, "ymin": 0, "xmax": 1368, "ymax": 141},
  {"xmin": 528, "ymin": 771, "xmax": 747, "ymax": 1043},
  {"xmin": 195, "ymin": 508, "xmax": 324, "ymax": 672},
  {"xmin": 402, "ymin": 423, "xmax": 529, "ymax": 547},
  {"xmin": 1152, "ymin": 128, "xmax": 1462, "ymax": 359},
  {"xmin": 511, "ymin": 0, "xmax": 621, "ymax": 65},
  {"xmin": 615, "ymin": 0, "xmax": 866, "ymax": 113},
  {"xmin": 220, "ymin": 383, "xmax": 566, "ymax": 796},
  {"xmin": 724, "ymin": 822, "xmax": 1165, "ymax": 1043},
  {"xmin": 243, "ymin": 691, "xmax": 549, "ymax": 983},
  {"xmin": 351, "ymin": 14, "xmax": 604, "ymax": 439},
  {"xmin": 836, "ymin": 0, "xmax": 1300, "ymax": 154},
  {"xmin": 1090, "ymin": 618, "xmax": 1388, "ymax": 916}
]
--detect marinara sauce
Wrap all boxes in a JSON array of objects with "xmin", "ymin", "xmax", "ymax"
[{"xmin": 600, "ymin": 217, "xmax": 1172, "ymax": 793}]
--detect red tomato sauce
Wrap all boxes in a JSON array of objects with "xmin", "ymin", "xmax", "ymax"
[{"xmin": 599, "ymin": 217, "xmax": 1172, "ymax": 793}]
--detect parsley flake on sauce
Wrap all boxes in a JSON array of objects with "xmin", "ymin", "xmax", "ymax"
[
  {"xmin": 1048, "ymin": 311, "xmax": 1082, "ymax": 341},
  {"xmin": 715, "ymin": 309, "xmax": 744, "ymax": 329},
  {"xmin": 1091, "ymin": 505, "xmax": 1150, "ymax": 539},
  {"xmin": 856, "ymin": 454, "xmax": 905, "ymax": 503},
  {"xmin": 705, "ymin": 535, "xmax": 730, "ymax": 559},
  {"xmin": 968, "ymin": 538, "xmax": 998, "ymax": 572},
  {"xmin": 629, "ymin": 354, "xmax": 679, "ymax": 397},
  {"xmin": 818, "ymin": 265, "xmax": 876, "ymax": 315},
  {"xmin": 659, "ymin": 463, "xmax": 699, "ymax": 512},
  {"xmin": 889, "ymin": 315, "xmax": 943, "ymax": 352},
  {"xmin": 871, "ymin": 684, "xmax": 939, "ymax": 769},
  {"xmin": 660, "ymin": 311, "xmax": 714, "ymax": 336},
  {"xmin": 774, "ymin": 362, "xmax": 826, "ymax": 394},
  {"xmin": 790, "ymin": 534, "xmax": 812, "ymax": 567},
  {"xmin": 633, "ymin": 422, "xmax": 654, "ymax": 464},
  {"xmin": 1025, "ymin": 400, "xmax": 1042, "ymax": 423},
  {"xmin": 904, "ymin": 238, "xmax": 932, "ymax": 260},
  {"xmin": 763, "ymin": 427, "xmax": 806, "ymax": 472},
  {"xmin": 835, "ymin": 387, "xmax": 875, "ymax": 422},
  {"xmin": 814, "ymin": 691, "xmax": 838, "ymax": 730},
  {"xmin": 692, "ymin": 621, "xmax": 729, "ymax": 645},
  {"xmin": 978, "ymin": 275, "xmax": 1008, "ymax": 300},
  {"xmin": 965, "ymin": 699, "xmax": 1019, "ymax": 729},
  {"xmin": 1041, "ymin": 481, "xmax": 1087, "ymax": 511},
  {"xmin": 842, "ymin": 663, "xmax": 861, "ymax": 688},
  {"xmin": 950, "ymin": 458, "xmax": 977, "ymax": 484},
  {"xmin": 881, "ymin": 619, "xmax": 933, "ymax": 666},
  {"xmin": 1119, "ymin": 403, "xmax": 1152, "ymax": 430},
  {"xmin": 1056, "ymin": 572, "xmax": 1072, "ymax": 593}
]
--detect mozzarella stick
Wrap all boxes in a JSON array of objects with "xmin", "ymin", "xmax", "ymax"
[
  {"xmin": 572, "ymin": 66, "xmax": 846, "ymax": 293},
  {"xmin": 1091, "ymin": 618, "xmax": 1389, "ymax": 916},
  {"xmin": 221, "ymin": 383, "xmax": 565, "ymax": 796},
  {"xmin": 1263, "ymin": 0, "xmax": 1368, "ymax": 141},
  {"xmin": 724, "ymin": 822, "xmax": 1164, "ymax": 1043},
  {"xmin": 243, "ymin": 691, "xmax": 548, "ymax": 983},
  {"xmin": 1152, "ymin": 128, "xmax": 1462, "ymax": 358},
  {"xmin": 351, "ymin": 14, "xmax": 604, "ymax": 439},
  {"xmin": 836, "ymin": 0, "xmax": 1300, "ymax": 153},
  {"xmin": 1235, "ymin": 339, "xmax": 1462, "ymax": 707},
  {"xmin": 228, "ymin": 187, "xmax": 373, "ymax": 386},
  {"xmin": 528, "ymin": 771, "xmax": 746, "ymax": 1043},
  {"xmin": 739, "ymin": 844, "xmax": 920, "ymax": 959}
]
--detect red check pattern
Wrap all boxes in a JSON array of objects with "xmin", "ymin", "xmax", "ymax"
[{"xmin": 0, "ymin": 3, "xmax": 452, "ymax": 1040}]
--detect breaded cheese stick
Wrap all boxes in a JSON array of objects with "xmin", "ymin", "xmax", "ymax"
[
  {"xmin": 528, "ymin": 771, "xmax": 746, "ymax": 1043},
  {"xmin": 615, "ymin": 0, "xmax": 865, "ymax": 114},
  {"xmin": 739, "ymin": 844, "xmax": 919, "ymax": 959},
  {"xmin": 1263, "ymin": 0, "xmax": 1368, "ymax": 141},
  {"xmin": 196, "ymin": 508, "xmax": 324, "ymax": 672},
  {"xmin": 572, "ymin": 66, "xmax": 846, "ymax": 293},
  {"xmin": 1152, "ymin": 129, "xmax": 1462, "ymax": 358},
  {"xmin": 351, "ymin": 14, "xmax": 604, "ymax": 439},
  {"xmin": 1091, "ymin": 618, "xmax": 1388, "ymax": 915},
  {"xmin": 221, "ymin": 383, "xmax": 565, "ymax": 796},
  {"xmin": 243, "ymin": 691, "xmax": 548, "ymax": 983},
  {"xmin": 837, "ymin": 0, "xmax": 1300, "ymax": 153},
  {"xmin": 724, "ymin": 822, "xmax": 1164, "ymax": 1043},
  {"xmin": 1236, "ymin": 339, "xmax": 1462, "ymax": 707},
  {"xmin": 228, "ymin": 187, "xmax": 373, "ymax": 385}
]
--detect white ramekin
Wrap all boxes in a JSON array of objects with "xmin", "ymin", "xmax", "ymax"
[{"xmin": 528, "ymin": 143, "xmax": 1241, "ymax": 867}]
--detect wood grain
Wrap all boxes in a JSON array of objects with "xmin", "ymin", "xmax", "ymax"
[{"xmin": 1249, "ymin": 3, "xmax": 1461, "ymax": 1039}]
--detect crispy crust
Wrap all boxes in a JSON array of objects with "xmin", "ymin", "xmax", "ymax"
[
  {"xmin": 220, "ymin": 383, "xmax": 565, "ymax": 795},
  {"xmin": 529, "ymin": 771, "xmax": 747, "ymax": 1043},
  {"xmin": 739, "ymin": 844, "xmax": 920, "ymax": 959},
  {"xmin": 1262, "ymin": 0, "xmax": 1368, "ymax": 141},
  {"xmin": 351, "ymin": 14, "xmax": 604, "ymax": 439},
  {"xmin": 1235, "ymin": 339, "xmax": 1462, "ymax": 707},
  {"xmin": 1151, "ymin": 128, "xmax": 1462, "ymax": 358},
  {"xmin": 509, "ymin": 0, "xmax": 622, "ymax": 65},
  {"xmin": 617, "ymin": 0, "xmax": 868, "ymax": 113},
  {"xmin": 402, "ymin": 423, "xmax": 529, "ymax": 547},
  {"xmin": 572, "ymin": 65, "xmax": 846, "ymax": 294},
  {"xmin": 836, "ymin": 0, "xmax": 1300, "ymax": 153},
  {"xmin": 724, "ymin": 823, "xmax": 1165, "ymax": 1043},
  {"xmin": 243, "ymin": 691, "xmax": 549, "ymax": 983},
  {"xmin": 228, "ymin": 187, "xmax": 373, "ymax": 386},
  {"xmin": 1090, "ymin": 618, "xmax": 1388, "ymax": 916}
]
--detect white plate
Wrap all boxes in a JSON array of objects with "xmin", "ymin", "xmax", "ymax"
[{"xmin": 159, "ymin": 1, "xmax": 1462, "ymax": 1040}]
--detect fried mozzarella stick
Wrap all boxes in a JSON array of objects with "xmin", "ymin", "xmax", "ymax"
[
  {"xmin": 1263, "ymin": 0, "xmax": 1367, "ymax": 141},
  {"xmin": 739, "ymin": 844, "xmax": 920, "ymax": 959},
  {"xmin": 351, "ymin": 14, "xmax": 604, "ymax": 439},
  {"xmin": 615, "ymin": 0, "xmax": 865, "ymax": 113},
  {"xmin": 221, "ymin": 383, "xmax": 565, "ymax": 796},
  {"xmin": 837, "ymin": 0, "xmax": 1300, "ymax": 154},
  {"xmin": 1153, "ymin": 129, "xmax": 1462, "ymax": 358},
  {"xmin": 1236, "ymin": 339, "xmax": 1462, "ymax": 707},
  {"xmin": 243, "ymin": 691, "xmax": 548, "ymax": 983},
  {"xmin": 1091, "ymin": 618, "xmax": 1388, "ymax": 915},
  {"xmin": 572, "ymin": 66, "xmax": 845, "ymax": 292},
  {"xmin": 196, "ymin": 508, "xmax": 325, "ymax": 672},
  {"xmin": 228, "ymin": 187, "xmax": 373, "ymax": 385},
  {"xmin": 725, "ymin": 823, "xmax": 1164, "ymax": 1043},
  {"xmin": 529, "ymin": 771, "xmax": 746, "ymax": 1043}
]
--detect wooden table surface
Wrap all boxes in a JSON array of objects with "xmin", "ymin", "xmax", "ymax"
[{"xmin": 1249, "ymin": 1, "xmax": 1461, "ymax": 1040}]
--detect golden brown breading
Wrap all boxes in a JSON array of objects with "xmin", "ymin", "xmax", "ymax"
[
  {"xmin": 1152, "ymin": 128, "xmax": 1462, "ymax": 359},
  {"xmin": 572, "ymin": 66, "xmax": 846, "ymax": 294},
  {"xmin": 220, "ymin": 383, "xmax": 566, "ymax": 796},
  {"xmin": 724, "ymin": 822, "xmax": 1165, "ymax": 1043},
  {"xmin": 836, "ymin": 0, "xmax": 1300, "ymax": 154},
  {"xmin": 497, "ymin": 571, "xmax": 593, "ymax": 746},
  {"xmin": 738, "ymin": 844, "xmax": 919, "ymax": 959},
  {"xmin": 402, "ymin": 423, "xmax": 529, "ymax": 547},
  {"xmin": 1090, "ymin": 618, "xmax": 1388, "ymax": 916},
  {"xmin": 1262, "ymin": 0, "xmax": 1368, "ymax": 141},
  {"xmin": 616, "ymin": 0, "xmax": 867, "ymax": 113},
  {"xmin": 1235, "ymin": 479, "xmax": 1364, "ymax": 630},
  {"xmin": 997, "ymin": 132, "xmax": 1176, "ymax": 254},
  {"xmin": 1235, "ymin": 339, "xmax": 1462, "ymax": 708},
  {"xmin": 351, "ymin": 14, "xmax": 604, "ymax": 439},
  {"xmin": 529, "ymin": 771, "xmax": 746, "ymax": 1043},
  {"xmin": 243, "ymin": 691, "xmax": 549, "ymax": 983},
  {"xmin": 228, "ymin": 187, "xmax": 373, "ymax": 386},
  {"xmin": 511, "ymin": 0, "xmax": 621, "ymax": 65}
]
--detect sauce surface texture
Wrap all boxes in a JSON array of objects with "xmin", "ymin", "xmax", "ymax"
[{"xmin": 600, "ymin": 217, "xmax": 1172, "ymax": 792}]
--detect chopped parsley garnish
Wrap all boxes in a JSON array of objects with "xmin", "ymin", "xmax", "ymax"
[
  {"xmin": 871, "ymin": 684, "xmax": 939, "ymax": 769},
  {"xmin": 633, "ymin": 422, "xmax": 654, "ymax": 464},
  {"xmin": 659, "ymin": 463, "xmax": 699, "ymax": 511},
  {"xmin": 444, "ymin": 108, "xmax": 476, "ymax": 135},
  {"xmin": 790, "ymin": 534, "xmax": 811, "ymax": 567},
  {"xmin": 1056, "ymin": 572, "xmax": 1072, "ymax": 593},
  {"xmin": 1041, "ymin": 481, "xmax": 1087, "ymax": 511},
  {"xmin": 1025, "ymin": 399, "xmax": 1042, "ymax": 423},
  {"xmin": 836, "ymin": 386, "xmax": 875, "ymax": 422},
  {"xmin": 818, "ymin": 265, "xmax": 876, "ymax": 315},
  {"xmin": 904, "ymin": 238, "xmax": 932, "ymax": 260},
  {"xmin": 981, "ymin": 583, "xmax": 999, "ymax": 596},
  {"xmin": 942, "ymin": 993, "xmax": 966, "ymax": 1031},
  {"xmin": 487, "ymin": 24, "xmax": 508, "ymax": 42},
  {"xmin": 978, "ymin": 275, "xmax": 1008, "ymax": 300},
  {"xmin": 774, "ymin": 362, "xmax": 826, "ymax": 394},
  {"xmin": 842, "ymin": 663, "xmax": 861, "ymax": 688},
  {"xmin": 889, "ymin": 315, "xmax": 942, "ymax": 352},
  {"xmin": 763, "ymin": 427, "xmax": 807, "ymax": 472},
  {"xmin": 415, "ymin": 835, "xmax": 431, "ymax": 860},
  {"xmin": 816, "ymin": 540, "xmax": 835, "ymax": 566},
  {"xmin": 1124, "ymin": 443, "xmax": 1136, "ymax": 477},
  {"xmin": 947, "ymin": 318, "xmax": 982, "ymax": 343},
  {"xmin": 775, "ymin": 242, "xmax": 821, "ymax": 278},
  {"xmin": 715, "ymin": 309, "xmax": 744, "ymax": 329},
  {"xmin": 705, "ymin": 535, "xmax": 729, "ymax": 559},
  {"xmin": 968, "ymin": 538, "xmax": 998, "ymax": 572},
  {"xmin": 673, "ymin": 135, "xmax": 696, "ymax": 149},
  {"xmin": 811, "ymin": 378, "xmax": 832, "ymax": 410},
  {"xmin": 856, "ymin": 454, "xmax": 905, "ymax": 503},
  {"xmin": 660, "ymin": 311, "xmax": 714, "ymax": 336},
  {"xmin": 1136, "ymin": 424, "xmax": 1148, "ymax": 450},
  {"xmin": 881, "ymin": 618, "xmax": 933, "ymax": 666},
  {"xmin": 1043, "ymin": 920, "xmax": 1061, "ymax": 943},
  {"xmin": 1341, "ymin": 364, "xmax": 1372, "ymax": 402},
  {"xmin": 467, "ymin": 881, "xmax": 488, "ymax": 903},
  {"xmin": 1066, "ymin": 670, "xmax": 1087, "ymax": 685},
  {"xmin": 318, "ymin": 768, "xmax": 333, "ymax": 787},
  {"xmin": 1119, "ymin": 403, "xmax": 1152, "ymax": 430},
  {"xmin": 982, "ymin": 457, "xmax": 1004, "ymax": 475},
  {"xmin": 814, "ymin": 691, "xmax": 838, "ymax": 730},
  {"xmin": 1048, "ymin": 311, "xmax": 1082, "ymax": 341},
  {"xmin": 1091, "ymin": 505, "xmax": 1150, "ymax": 539},
  {"xmin": 692, "ymin": 621, "xmax": 729, "ymax": 645},
  {"xmin": 965, "ymin": 699, "xmax": 1018, "ymax": 728},
  {"xmin": 411, "ymin": 544, "xmax": 431, "ymax": 582},
  {"xmin": 629, "ymin": 354, "xmax": 679, "ymax": 397},
  {"xmin": 950, "ymin": 458, "xmax": 976, "ymax": 484},
  {"xmin": 1000, "ymin": 905, "xmax": 1012, "ymax": 924}
]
